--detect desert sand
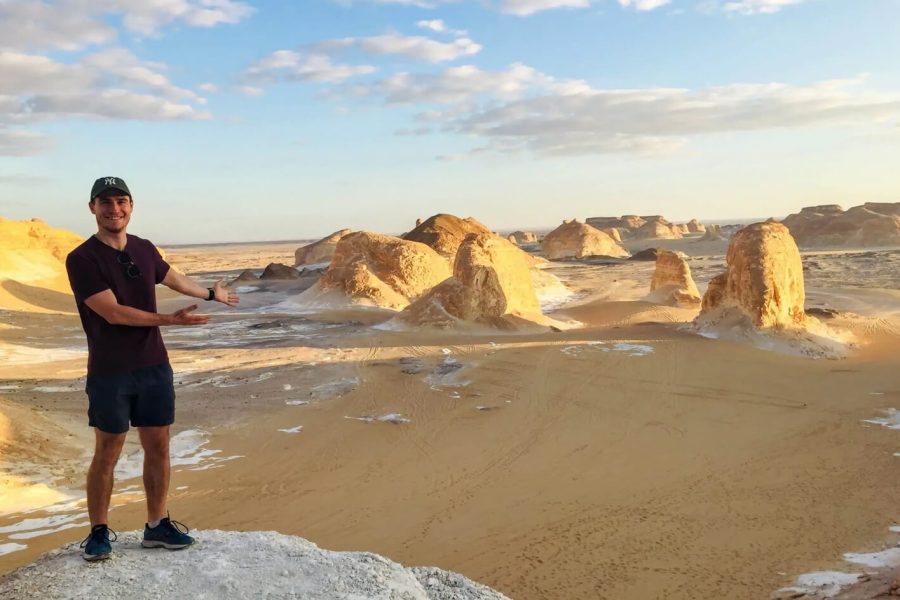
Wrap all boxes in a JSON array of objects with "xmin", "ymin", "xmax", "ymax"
[{"xmin": 1, "ymin": 217, "xmax": 899, "ymax": 599}]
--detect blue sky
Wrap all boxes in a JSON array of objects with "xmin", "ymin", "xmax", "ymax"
[{"xmin": 1, "ymin": 0, "xmax": 899, "ymax": 244}]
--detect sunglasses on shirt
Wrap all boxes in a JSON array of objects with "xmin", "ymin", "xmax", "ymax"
[{"xmin": 116, "ymin": 251, "xmax": 141, "ymax": 279}]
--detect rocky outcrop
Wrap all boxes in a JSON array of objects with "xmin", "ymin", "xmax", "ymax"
[
  {"xmin": 294, "ymin": 229, "xmax": 352, "ymax": 267},
  {"xmin": 397, "ymin": 234, "xmax": 555, "ymax": 329},
  {"xmin": 699, "ymin": 222, "xmax": 805, "ymax": 328},
  {"xmin": 507, "ymin": 231, "xmax": 538, "ymax": 245},
  {"xmin": 230, "ymin": 269, "xmax": 258, "ymax": 284},
  {"xmin": 686, "ymin": 219, "xmax": 706, "ymax": 233},
  {"xmin": 600, "ymin": 227, "xmax": 622, "ymax": 242},
  {"xmin": 260, "ymin": 263, "xmax": 301, "ymax": 280},
  {"xmin": 781, "ymin": 202, "xmax": 900, "ymax": 247},
  {"xmin": 697, "ymin": 225, "xmax": 725, "ymax": 242},
  {"xmin": 0, "ymin": 530, "xmax": 510, "ymax": 600},
  {"xmin": 312, "ymin": 232, "xmax": 452, "ymax": 309},
  {"xmin": 629, "ymin": 248, "xmax": 659, "ymax": 261},
  {"xmin": 648, "ymin": 250, "xmax": 701, "ymax": 307},
  {"xmin": 634, "ymin": 217, "xmax": 683, "ymax": 240},
  {"xmin": 541, "ymin": 220, "xmax": 629, "ymax": 259},
  {"xmin": 586, "ymin": 215, "xmax": 647, "ymax": 233},
  {"xmin": 402, "ymin": 214, "xmax": 493, "ymax": 258}
]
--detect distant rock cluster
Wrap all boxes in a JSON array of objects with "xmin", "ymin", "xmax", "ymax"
[
  {"xmin": 780, "ymin": 202, "xmax": 900, "ymax": 248},
  {"xmin": 586, "ymin": 214, "xmax": 706, "ymax": 241}
]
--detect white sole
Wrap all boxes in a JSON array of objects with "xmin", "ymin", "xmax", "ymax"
[{"xmin": 141, "ymin": 540, "xmax": 191, "ymax": 550}]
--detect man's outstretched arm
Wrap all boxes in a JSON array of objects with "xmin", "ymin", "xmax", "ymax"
[
  {"xmin": 161, "ymin": 270, "xmax": 240, "ymax": 307},
  {"xmin": 84, "ymin": 290, "xmax": 209, "ymax": 327}
]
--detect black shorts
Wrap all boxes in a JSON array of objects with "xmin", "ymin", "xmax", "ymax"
[{"xmin": 86, "ymin": 363, "xmax": 176, "ymax": 434}]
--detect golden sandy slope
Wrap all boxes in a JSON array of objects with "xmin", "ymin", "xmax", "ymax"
[{"xmin": 0, "ymin": 218, "xmax": 83, "ymax": 314}]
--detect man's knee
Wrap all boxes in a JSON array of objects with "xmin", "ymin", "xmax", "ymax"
[
  {"xmin": 139, "ymin": 427, "xmax": 170, "ymax": 459},
  {"xmin": 92, "ymin": 431, "xmax": 126, "ymax": 470}
]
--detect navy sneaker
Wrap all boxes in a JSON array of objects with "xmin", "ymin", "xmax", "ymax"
[
  {"xmin": 80, "ymin": 524, "xmax": 116, "ymax": 561},
  {"xmin": 141, "ymin": 515, "xmax": 194, "ymax": 550}
]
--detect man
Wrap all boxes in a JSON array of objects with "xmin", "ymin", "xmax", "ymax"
[{"xmin": 65, "ymin": 176, "xmax": 239, "ymax": 561}]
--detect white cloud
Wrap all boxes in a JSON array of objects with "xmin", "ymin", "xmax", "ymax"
[
  {"xmin": 0, "ymin": 2, "xmax": 116, "ymax": 52},
  {"xmin": 199, "ymin": 83, "xmax": 221, "ymax": 93},
  {"xmin": 82, "ymin": 48, "xmax": 204, "ymax": 103},
  {"xmin": 0, "ymin": 1, "xmax": 254, "ymax": 52},
  {"xmin": 348, "ymin": 65, "xmax": 900, "ymax": 157},
  {"xmin": 236, "ymin": 85, "xmax": 265, "ymax": 97},
  {"xmin": 0, "ymin": 128, "xmax": 54, "ymax": 156},
  {"xmin": 354, "ymin": 34, "xmax": 481, "ymax": 62},
  {"xmin": 244, "ymin": 51, "xmax": 376, "ymax": 85},
  {"xmin": 317, "ymin": 34, "xmax": 481, "ymax": 62},
  {"xmin": 617, "ymin": 0, "xmax": 671, "ymax": 10},
  {"xmin": 500, "ymin": 0, "xmax": 591, "ymax": 16},
  {"xmin": 25, "ymin": 89, "xmax": 210, "ymax": 120},
  {"xmin": 417, "ymin": 19, "xmax": 447, "ymax": 32},
  {"xmin": 416, "ymin": 19, "xmax": 467, "ymax": 36},
  {"xmin": 722, "ymin": 0, "xmax": 809, "ymax": 14},
  {"xmin": 455, "ymin": 77, "xmax": 900, "ymax": 156},
  {"xmin": 347, "ymin": 63, "xmax": 558, "ymax": 105},
  {"xmin": 113, "ymin": 0, "xmax": 255, "ymax": 35},
  {"xmin": 0, "ymin": 48, "xmax": 210, "ymax": 155}
]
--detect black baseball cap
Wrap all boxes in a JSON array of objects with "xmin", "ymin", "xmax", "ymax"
[{"xmin": 90, "ymin": 176, "xmax": 131, "ymax": 200}]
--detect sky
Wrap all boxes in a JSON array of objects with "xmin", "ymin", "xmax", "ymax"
[{"xmin": 1, "ymin": 0, "xmax": 899, "ymax": 244}]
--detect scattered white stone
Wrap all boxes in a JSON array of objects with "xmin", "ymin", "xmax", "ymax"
[
  {"xmin": 277, "ymin": 426, "xmax": 304, "ymax": 434},
  {"xmin": 776, "ymin": 571, "xmax": 862, "ymax": 599},
  {"xmin": 863, "ymin": 408, "xmax": 900, "ymax": 430},
  {"xmin": 283, "ymin": 384, "xmax": 293, "ymax": 391},
  {"xmin": 286, "ymin": 400, "xmax": 309, "ymax": 406},
  {"xmin": 0, "ymin": 543, "xmax": 26, "ymax": 556},
  {"xmin": 844, "ymin": 548, "xmax": 900, "ymax": 568}
]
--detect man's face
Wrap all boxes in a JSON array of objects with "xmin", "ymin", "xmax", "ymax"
[{"xmin": 89, "ymin": 194, "xmax": 132, "ymax": 234}]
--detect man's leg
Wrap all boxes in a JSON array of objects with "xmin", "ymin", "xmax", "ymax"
[
  {"xmin": 87, "ymin": 429, "xmax": 127, "ymax": 526},
  {"xmin": 139, "ymin": 425, "xmax": 170, "ymax": 522}
]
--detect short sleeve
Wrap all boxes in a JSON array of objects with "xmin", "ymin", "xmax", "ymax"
[
  {"xmin": 66, "ymin": 252, "xmax": 109, "ymax": 302},
  {"xmin": 151, "ymin": 243, "xmax": 171, "ymax": 284}
]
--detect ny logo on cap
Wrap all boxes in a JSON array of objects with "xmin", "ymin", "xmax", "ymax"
[{"xmin": 104, "ymin": 177, "xmax": 118, "ymax": 186}]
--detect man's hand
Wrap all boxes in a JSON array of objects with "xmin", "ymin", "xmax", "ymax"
[
  {"xmin": 213, "ymin": 279, "xmax": 240, "ymax": 307},
  {"xmin": 170, "ymin": 304, "xmax": 209, "ymax": 326}
]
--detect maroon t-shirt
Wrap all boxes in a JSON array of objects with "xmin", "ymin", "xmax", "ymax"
[{"xmin": 66, "ymin": 234, "xmax": 171, "ymax": 376}]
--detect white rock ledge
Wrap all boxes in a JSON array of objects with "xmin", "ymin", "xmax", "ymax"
[{"xmin": 0, "ymin": 530, "xmax": 511, "ymax": 600}]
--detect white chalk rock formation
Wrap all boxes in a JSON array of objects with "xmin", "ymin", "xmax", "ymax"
[
  {"xmin": 697, "ymin": 225, "xmax": 725, "ymax": 242},
  {"xmin": 686, "ymin": 219, "xmax": 706, "ymax": 233},
  {"xmin": 781, "ymin": 202, "xmax": 900, "ymax": 247},
  {"xmin": 647, "ymin": 250, "xmax": 701, "ymax": 307},
  {"xmin": 303, "ymin": 232, "xmax": 451, "ymax": 310},
  {"xmin": 0, "ymin": 530, "xmax": 510, "ymax": 600},
  {"xmin": 403, "ymin": 214, "xmax": 493, "ymax": 258},
  {"xmin": 541, "ymin": 220, "xmax": 629, "ymax": 259},
  {"xmin": 585, "ymin": 215, "xmax": 646, "ymax": 237},
  {"xmin": 699, "ymin": 222, "xmax": 805, "ymax": 328},
  {"xmin": 507, "ymin": 230, "xmax": 538, "ymax": 245},
  {"xmin": 634, "ymin": 217, "xmax": 683, "ymax": 240},
  {"xmin": 294, "ymin": 229, "xmax": 352, "ymax": 267},
  {"xmin": 600, "ymin": 227, "xmax": 622, "ymax": 242},
  {"xmin": 397, "ymin": 234, "xmax": 559, "ymax": 330}
]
